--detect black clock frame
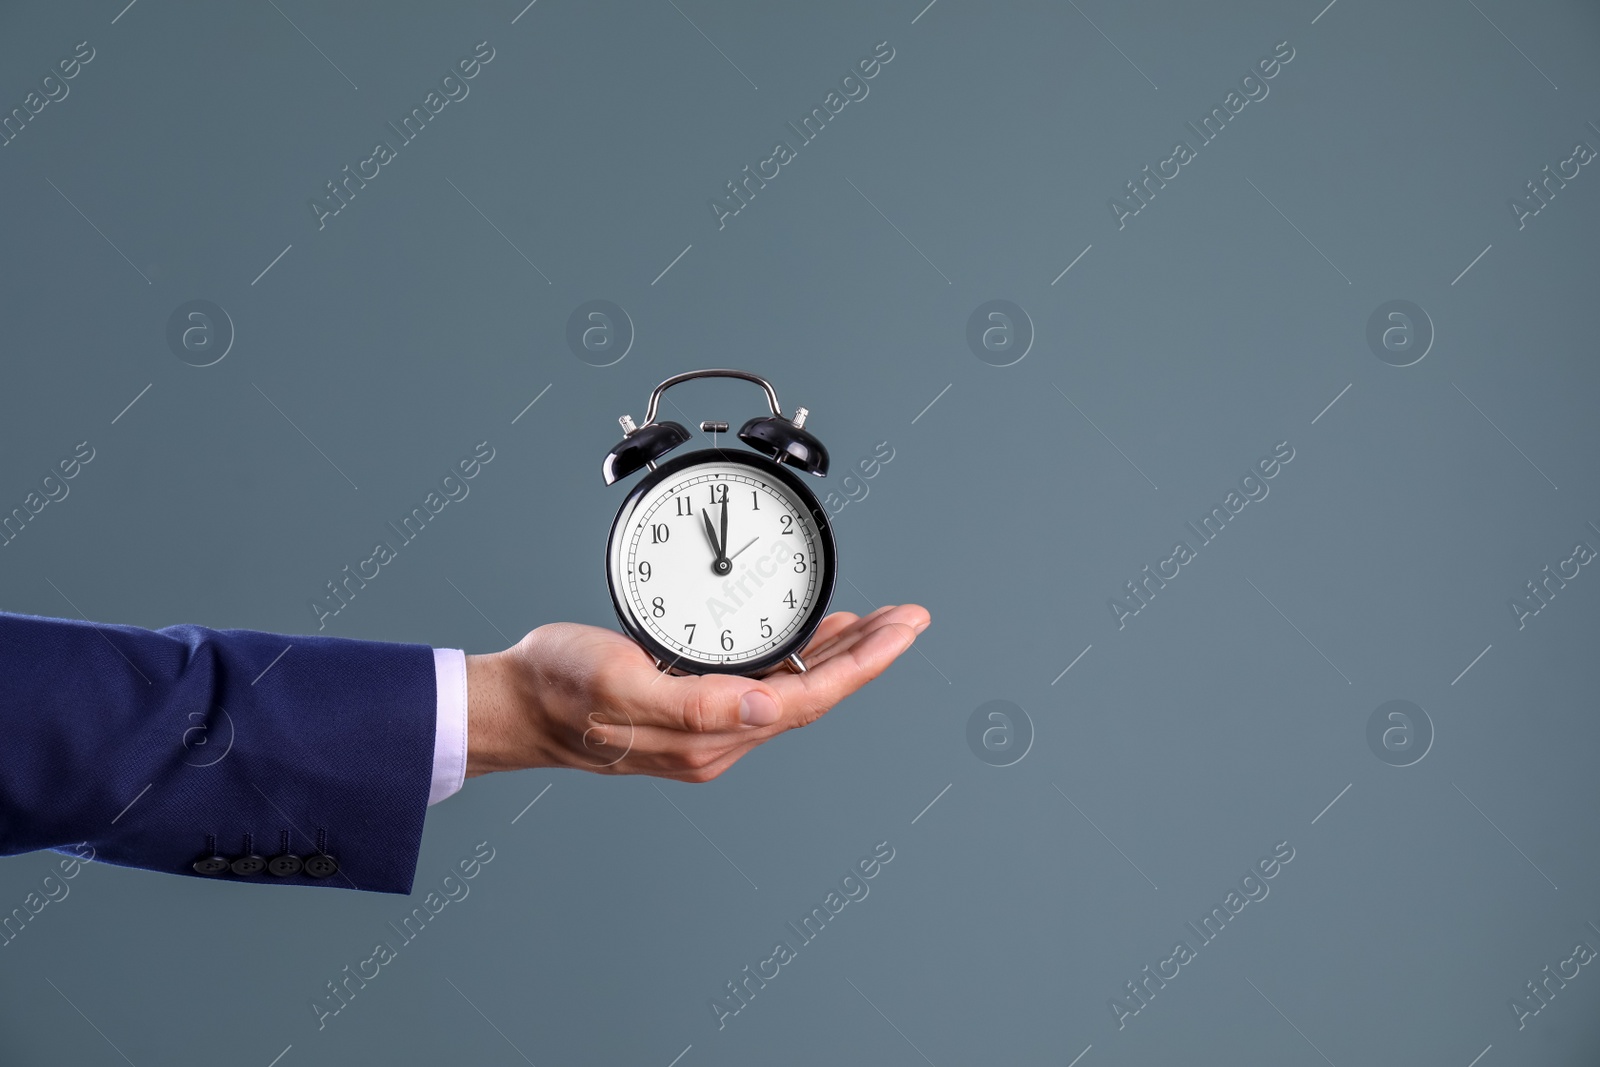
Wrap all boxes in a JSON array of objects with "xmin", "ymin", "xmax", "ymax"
[{"xmin": 604, "ymin": 448, "xmax": 837, "ymax": 677}]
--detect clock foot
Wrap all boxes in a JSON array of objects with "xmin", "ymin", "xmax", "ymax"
[{"xmin": 786, "ymin": 652, "xmax": 808, "ymax": 674}]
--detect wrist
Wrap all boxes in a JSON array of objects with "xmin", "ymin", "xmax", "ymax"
[{"xmin": 465, "ymin": 650, "xmax": 528, "ymax": 778}]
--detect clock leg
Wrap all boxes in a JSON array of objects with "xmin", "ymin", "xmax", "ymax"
[{"xmin": 786, "ymin": 652, "xmax": 808, "ymax": 674}]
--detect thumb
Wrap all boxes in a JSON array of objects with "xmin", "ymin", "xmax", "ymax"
[{"xmin": 644, "ymin": 672, "xmax": 784, "ymax": 732}]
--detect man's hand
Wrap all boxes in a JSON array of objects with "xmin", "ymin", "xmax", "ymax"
[{"xmin": 463, "ymin": 604, "xmax": 929, "ymax": 782}]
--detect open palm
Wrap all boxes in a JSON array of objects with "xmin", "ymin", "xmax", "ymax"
[{"xmin": 465, "ymin": 604, "xmax": 930, "ymax": 782}]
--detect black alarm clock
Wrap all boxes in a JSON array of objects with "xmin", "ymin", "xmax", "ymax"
[{"xmin": 601, "ymin": 369, "xmax": 836, "ymax": 677}]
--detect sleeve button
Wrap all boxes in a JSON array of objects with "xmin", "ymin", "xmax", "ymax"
[
  {"xmin": 303, "ymin": 854, "xmax": 339, "ymax": 879},
  {"xmin": 192, "ymin": 855, "xmax": 230, "ymax": 876},
  {"xmin": 230, "ymin": 854, "xmax": 267, "ymax": 876},
  {"xmin": 267, "ymin": 854, "xmax": 303, "ymax": 877}
]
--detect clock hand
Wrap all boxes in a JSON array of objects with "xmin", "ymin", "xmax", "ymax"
[
  {"xmin": 728, "ymin": 536, "xmax": 760, "ymax": 561},
  {"xmin": 719, "ymin": 497, "xmax": 729, "ymax": 566},
  {"xmin": 701, "ymin": 508, "xmax": 730, "ymax": 575},
  {"xmin": 700, "ymin": 509, "xmax": 722, "ymax": 555}
]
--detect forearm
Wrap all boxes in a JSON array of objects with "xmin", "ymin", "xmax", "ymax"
[{"xmin": 0, "ymin": 611, "xmax": 436, "ymax": 892}]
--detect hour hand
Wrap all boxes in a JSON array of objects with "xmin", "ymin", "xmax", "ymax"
[
  {"xmin": 701, "ymin": 508, "xmax": 730, "ymax": 575},
  {"xmin": 700, "ymin": 508, "xmax": 720, "ymax": 554}
]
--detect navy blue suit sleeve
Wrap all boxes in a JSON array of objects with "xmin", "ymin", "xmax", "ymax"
[{"xmin": 0, "ymin": 611, "xmax": 436, "ymax": 894}]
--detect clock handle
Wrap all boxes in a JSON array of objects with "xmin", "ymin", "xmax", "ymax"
[{"xmin": 641, "ymin": 369, "xmax": 783, "ymax": 428}]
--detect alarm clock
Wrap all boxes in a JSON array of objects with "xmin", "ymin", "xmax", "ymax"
[{"xmin": 601, "ymin": 369, "xmax": 836, "ymax": 677}]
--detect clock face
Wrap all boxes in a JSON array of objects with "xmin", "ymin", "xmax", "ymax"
[{"xmin": 606, "ymin": 453, "xmax": 834, "ymax": 672}]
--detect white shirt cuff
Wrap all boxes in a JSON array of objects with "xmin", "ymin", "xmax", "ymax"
[{"xmin": 429, "ymin": 647, "xmax": 468, "ymax": 805}]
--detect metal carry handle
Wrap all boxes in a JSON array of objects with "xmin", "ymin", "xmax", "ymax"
[{"xmin": 641, "ymin": 369, "xmax": 783, "ymax": 428}]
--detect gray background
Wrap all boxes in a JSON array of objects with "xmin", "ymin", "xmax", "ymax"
[{"xmin": 1, "ymin": 0, "xmax": 1597, "ymax": 1064}]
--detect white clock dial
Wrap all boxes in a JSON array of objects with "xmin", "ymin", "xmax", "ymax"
[{"xmin": 610, "ymin": 461, "xmax": 822, "ymax": 667}]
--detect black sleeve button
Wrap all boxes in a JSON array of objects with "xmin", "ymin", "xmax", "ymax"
[
  {"xmin": 192, "ymin": 855, "xmax": 230, "ymax": 875},
  {"xmin": 231, "ymin": 854, "xmax": 267, "ymax": 876},
  {"xmin": 303, "ymin": 854, "xmax": 339, "ymax": 879},
  {"xmin": 267, "ymin": 854, "xmax": 303, "ymax": 877}
]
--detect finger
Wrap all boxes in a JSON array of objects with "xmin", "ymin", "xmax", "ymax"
[
  {"xmin": 692, "ymin": 609, "xmax": 855, "ymax": 686},
  {"xmin": 653, "ymin": 612, "xmax": 925, "ymax": 771},
  {"xmin": 577, "ymin": 715, "xmax": 788, "ymax": 784},
  {"xmin": 799, "ymin": 612, "xmax": 859, "ymax": 654},
  {"xmin": 597, "ymin": 606, "xmax": 923, "ymax": 735},
  {"xmin": 605, "ymin": 611, "xmax": 872, "ymax": 735},
  {"xmin": 767, "ymin": 607, "xmax": 927, "ymax": 727},
  {"xmin": 803, "ymin": 604, "xmax": 928, "ymax": 671},
  {"xmin": 683, "ymin": 742, "xmax": 759, "ymax": 783},
  {"xmin": 791, "ymin": 620, "xmax": 918, "ymax": 715},
  {"xmin": 751, "ymin": 608, "xmax": 874, "ymax": 681},
  {"xmin": 605, "ymin": 664, "xmax": 783, "ymax": 734},
  {"xmin": 794, "ymin": 606, "xmax": 893, "ymax": 664},
  {"xmin": 565, "ymin": 718, "xmax": 741, "ymax": 775}
]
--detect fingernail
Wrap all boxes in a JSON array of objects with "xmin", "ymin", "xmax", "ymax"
[
  {"xmin": 739, "ymin": 691, "xmax": 780, "ymax": 727},
  {"xmin": 914, "ymin": 617, "xmax": 930, "ymax": 634}
]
